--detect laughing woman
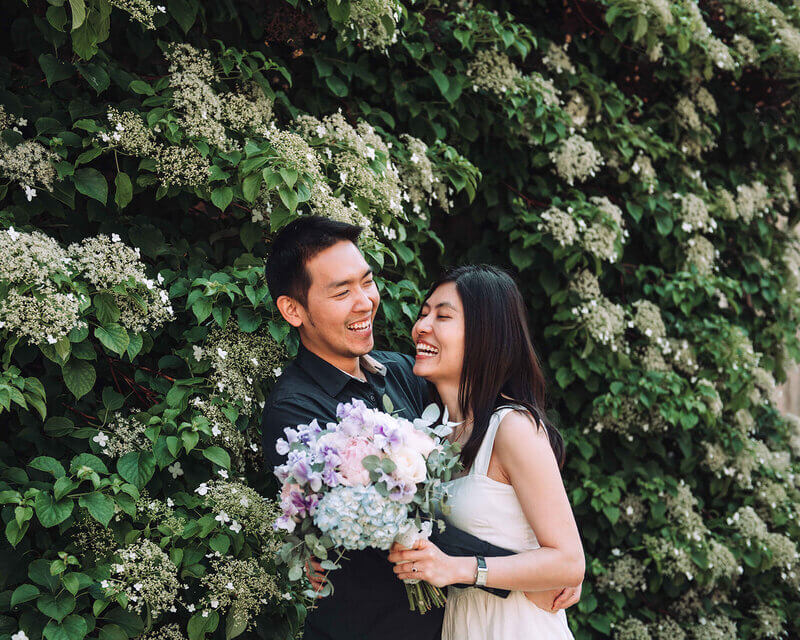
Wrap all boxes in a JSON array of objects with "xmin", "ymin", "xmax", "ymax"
[{"xmin": 388, "ymin": 265, "xmax": 584, "ymax": 640}]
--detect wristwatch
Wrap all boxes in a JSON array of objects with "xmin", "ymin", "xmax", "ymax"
[{"xmin": 474, "ymin": 556, "xmax": 488, "ymax": 587}]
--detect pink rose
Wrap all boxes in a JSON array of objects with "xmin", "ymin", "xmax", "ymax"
[
  {"xmin": 338, "ymin": 438, "xmax": 381, "ymax": 486},
  {"xmin": 404, "ymin": 427, "xmax": 437, "ymax": 458}
]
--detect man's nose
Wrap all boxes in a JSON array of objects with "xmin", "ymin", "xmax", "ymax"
[{"xmin": 352, "ymin": 286, "xmax": 373, "ymax": 311}]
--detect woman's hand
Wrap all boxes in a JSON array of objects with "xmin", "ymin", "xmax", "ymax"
[
  {"xmin": 551, "ymin": 583, "xmax": 581, "ymax": 610},
  {"xmin": 305, "ymin": 557, "xmax": 327, "ymax": 598},
  {"xmin": 388, "ymin": 539, "xmax": 474, "ymax": 588}
]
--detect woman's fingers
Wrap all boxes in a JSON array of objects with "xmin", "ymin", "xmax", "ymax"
[
  {"xmin": 388, "ymin": 548, "xmax": 423, "ymax": 564},
  {"xmin": 551, "ymin": 586, "xmax": 581, "ymax": 610}
]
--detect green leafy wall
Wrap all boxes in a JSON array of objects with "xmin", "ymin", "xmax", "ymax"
[{"xmin": 1, "ymin": 1, "xmax": 800, "ymax": 639}]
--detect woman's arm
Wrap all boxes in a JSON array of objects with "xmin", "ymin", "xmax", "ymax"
[{"xmin": 389, "ymin": 411, "xmax": 584, "ymax": 592}]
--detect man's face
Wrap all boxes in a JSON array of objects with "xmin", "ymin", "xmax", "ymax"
[{"xmin": 298, "ymin": 240, "xmax": 380, "ymax": 362}]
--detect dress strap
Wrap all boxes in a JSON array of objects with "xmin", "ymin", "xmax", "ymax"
[{"xmin": 471, "ymin": 405, "xmax": 520, "ymax": 476}]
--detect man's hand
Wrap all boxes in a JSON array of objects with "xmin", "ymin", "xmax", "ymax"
[{"xmin": 305, "ymin": 557, "xmax": 328, "ymax": 597}]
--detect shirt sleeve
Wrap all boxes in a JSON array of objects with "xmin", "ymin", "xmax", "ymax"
[{"xmin": 260, "ymin": 395, "xmax": 315, "ymax": 471}]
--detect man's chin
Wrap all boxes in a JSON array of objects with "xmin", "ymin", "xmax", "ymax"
[{"xmin": 346, "ymin": 332, "xmax": 374, "ymax": 356}]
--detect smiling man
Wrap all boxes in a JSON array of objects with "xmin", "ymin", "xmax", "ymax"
[{"xmin": 260, "ymin": 216, "xmax": 443, "ymax": 640}]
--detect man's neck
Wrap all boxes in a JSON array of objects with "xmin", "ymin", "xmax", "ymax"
[{"xmin": 302, "ymin": 340, "xmax": 364, "ymax": 380}]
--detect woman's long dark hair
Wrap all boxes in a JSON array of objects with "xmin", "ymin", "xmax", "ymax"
[{"xmin": 425, "ymin": 265, "xmax": 565, "ymax": 470}]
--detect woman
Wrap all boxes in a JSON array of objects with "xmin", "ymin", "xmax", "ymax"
[{"xmin": 388, "ymin": 265, "xmax": 584, "ymax": 639}]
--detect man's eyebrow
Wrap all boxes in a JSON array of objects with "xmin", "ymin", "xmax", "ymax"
[{"xmin": 328, "ymin": 268, "xmax": 374, "ymax": 290}]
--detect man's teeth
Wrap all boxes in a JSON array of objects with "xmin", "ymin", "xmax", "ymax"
[
  {"xmin": 416, "ymin": 344, "xmax": 439, "ymax": 355},
  {"xmin": 348, "ymin": 321, "xmax": 371, "ymax": 331}
]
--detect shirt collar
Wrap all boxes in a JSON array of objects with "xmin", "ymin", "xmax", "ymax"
[{"xmin": 296, "ymin": 343, "xmax": 386, "ymax": 398}]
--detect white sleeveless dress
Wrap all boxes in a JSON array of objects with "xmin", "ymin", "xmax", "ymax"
[{"xmin": 441, "ymin": 406, "xmax": 575, "ymax": 640}]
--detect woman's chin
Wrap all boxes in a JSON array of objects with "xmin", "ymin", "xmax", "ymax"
[{"xmin": 412, "ymin": 359, "xmax": 436, "ymax": 379}]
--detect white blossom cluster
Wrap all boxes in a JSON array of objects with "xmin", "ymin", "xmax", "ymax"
[
  {"xmin": 665, "ymin": 481, "xmax": 709, "ymax": 543},
  {"xmin": 198, "ymin": 479, "xmax": 281, "ymax": 542},
  {"xmin": 103, "ymin": 538, "xmax": 181, "ymax": 617},
  {"xmin": 696, "ymin": 379, "xmax": 723, "ymax": 418},
  {"xmin": 591, "ymin": 396, "xmax": 669, "ymax": 439},
  {"xmin": 620, "ymin": 494, "xmax": 647, "ymax": 526},
  {"xmin": 202, "ymin": 322, "xmax": 287, "ymax": 414},
  {"xmin": 67, "ymin": 234, "xmax": 174, "ymax": 333},
  {"xmin": 466, "ymin": 49, "xmax": 523, "ymax": 96},
  {"xmin": 135, "ymin": 491, "xmax": 186, "ymax": 535},
  {"xmin": 0, "ymin": 227, "xmax": 85, "ymax": 344},
  {"xmin": 664, "ymin": 338, "xmax": 699, "ymax": 375},
  {"xmin": 542, "ymin": 41, "xmax": 576, "ymax": 75},
  {"xmin": 689, "ymin": 615, "xmax": 738, "ymax": 640},
  {"xmin": 733, "ymin": 34, "xmax": 760, "ymax": 65},
  {"xmin": 191, "ymin": 398, "xmax": 251, "ymax": 472},
  {"xmin": 631, "ymin": 153, "xmax": 657, "ymax": 193},
  {"xmin": 677, "ymin": 193, "xmax": 716, "ymax": 234},
  {"xmin": 648, "ymin": 617, "xmax": 686, "ymax": 640},
  {"xmin": 731, "ymin": 0, "xmax": 800, "ymax": 68},
  {"xmin": 735, "ymin": 181, "xmax": 771, "ymax": 223},
  {"xmin": 644, "ymin": 534, "xmax": 695, "ymax": 581},
  {"xmin": 539, "ymin": 206, "xmax": 578, "ymax": 248},
  {"xmin": 296, "ymin": 112, "xmax": 405, "ymax": 217},
  {"xmin": 549, "ymin": 134, "xmax": 604, "ymax": 185},
  {"xmin": 346, "ymin": 0, "xmax": 403, "ymax": 50},
  {"xmin": 93, "ymin": 412, "xmax": 150, "ymax": 458},
  {"xmin": 683, "ymin": 235, "xmax": 718, "ymax": 275},
  {"xmin": 136, "ymin": 624, "xmax": 186, "ymax": 640},
  {"xmin": 198, "ymin": 555, "xmax": 281, "ymax": 629},
  {"xmin": 0, "ymin": 133, "xmax": 59, "ymax": 200},
  {"xmin": 713, "ymin": 187, "xmax": 738, "ymax": 220},
  {"xmin": 580, "ymin": 196, "xmax": 628, "ymax": 263},
  {"xmin": 101, "ymin": 108, "xmax": 157, "ymax": 155},
  {"xmin": 109, "ymin": 0, "xmax": 164, "ymax": 29},
  {"xmin": 524, "ymin": 72, "xmax": 562, "ymax": 108},
  {"xmin": 749, "ymin": 605, "xmax": 785, "ymax": 638},
  {"xmin": 564, "ymin": 92, "xmax": 590, "ymax": 128},
  {"xmin": 597, "ymin": 554, "xmax": 648, "ymax": 592},
  {"xmin": 573, "ymin": 295, "xmax": 626, "ymax": 346},
  {"xmin": 630, "ymin": 299, "xmax": 667, "ymax": 341},
  {"xmin": 680, "ymin": 0, "xmax": 736, "ymax": 70},
  {"xmin": 706, "ymin": 537, "xmax": 740, "ymax": 584},
  {"xmin": 397, "ymin": 134, "xmax": 440, "ymax": 208},
  {"xmin": 613, "ymin": 617, "xmax": 651, "ymax": 640}
]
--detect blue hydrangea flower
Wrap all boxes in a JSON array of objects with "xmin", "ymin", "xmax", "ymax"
[{"xmin": 313, "ymin": 485, "xmax": 409, "ymax": 550}]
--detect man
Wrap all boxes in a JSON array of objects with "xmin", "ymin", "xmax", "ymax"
[{"xmin": 261, "ymin": 217, "xmax": 520, "ymax": 640}]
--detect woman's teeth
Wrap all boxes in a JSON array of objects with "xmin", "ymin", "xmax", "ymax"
[
  {"xmin": 416, "ymin": 343, "xmax": 439, "ymax": 355},
  {"xmin": 347, "ymin": 320, "xmax": 371, "ymax": 331}
]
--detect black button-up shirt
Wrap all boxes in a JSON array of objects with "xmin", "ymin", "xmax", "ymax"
[{"xmin": 261, "ymin": 344, "xmax": 443, "ymax": 640}]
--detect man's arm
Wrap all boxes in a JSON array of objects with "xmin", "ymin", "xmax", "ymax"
[{"xmin": 430, "ymin": 524, "xmax": 515, "ymax": 598}]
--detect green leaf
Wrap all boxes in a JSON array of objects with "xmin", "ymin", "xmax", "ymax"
[
  {"xmin": 326, "ymin": 0, "xmax": 350, "ymax": 22},
  {"xmin": 78, "ymin": 62, "xmax": 110, "ymax": 94},
  {"xmin": 78, "ymin": 492, "xmax": 115, "ymax": 527},
  {"xmin": 325, "ymin": 75, "xmax": 348, "ymax": 97},
  {"xmin": 39, "ymin": 54, "xmax": 74, "ymax": 86},
  {"xmin": 11, "ymin": 584, "xmax": 41, "ymax": 607},
  {"xmin": 127, "ymin": 333, "xmax": 143, "ymax": 360},
  {"xmin": 53, "ymin": 477, "xmax": 79, "ymax": 501},
  {"xmin": 429, "ymin": 69, "xmax": 449, "ymax": 96},
  {"xmin": 34, "ymin": 492, "xmax": 74, "ymax": 528},
  {"xmin": 168, "ymin": 0, "xmax": 198, "ymax": 33},
  {"xmin": 279, "ymin": 168, "xmax": 298, "ymax": 188},
  {"xmin": 211, "ymin": 186, "xmax": 234, "ymax": 211},
  {"xmin": 117, "ymin": 452, "xmax": 156, "ymax": 489},
  {"xmin": 37, "ymin": 593, "xmax": 76, "ymax": 622},
  {"xmin": 225, "ymin": 606, "xmax": 248, "ymax": 640},
  {"xmin": 128, "ymin": 80, "xmax": 154, "ymax": 95},
  {"xmin": 192, "ymin": 298, "xmax": 212, "ymax": 323},
  {"xmin": 188, "ymin": 611, "xmax": 219, "ymax": 640},
  {"xmin": 241, "ymin": 173, "xmax": 262, "ymax": 202},
  {"xmin": 70, "ymin": 453, "xmax": 109, "ymax": 475},
  {"xmin": 202, "ymin": 446, "xmax": 231, "ymax": 469},
  {"xmin": 61, "ymin": 359, "xmax": 96, "ymax": 399},
  {"xmin": 29, "ymin": 456, "xmax": 66, "ymax": 478},
  {"xmin": 114, "ymin": 172, "xmax": 133, "ymax": 209},
  {"xmin": 43, "ymin": 615, "xmax": 88, "ymax": 640},
  {"xmin": 632, "ymin": 14, "xmax": 648, "ymax": 41},
  {"xmin": 278, "ymin": 185, "xmax": 298, "ymax": 212},
  {"xmin": 235, "ymin": 307, "xmax": 261, "ymax": 332},
  {"xmin": 94, "ymin": 324, "xmax": 129, "ymax": 355},
  {"xmin": 73, "ymin": 168, "xmax": 108, "ymax": 204},
  {"xmin": 98, "ymin": 625, "xmax": 127, "ymax": 640},
  {"xmin": 29, "ymin": 559, "xmax": 60, "ymax": 592},
  {"xmin": 68, "ymin": 0, "xmax": 86, "ymax": 29}
]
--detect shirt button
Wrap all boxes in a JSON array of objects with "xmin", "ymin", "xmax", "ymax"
[{"xmin": 368, "ymin": 393, "xmax": 377, "ymax": 404}]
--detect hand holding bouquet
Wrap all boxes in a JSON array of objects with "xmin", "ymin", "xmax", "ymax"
[{"xmin": 273, "ymin": 398, "xmax": 460, "ymax": 613}]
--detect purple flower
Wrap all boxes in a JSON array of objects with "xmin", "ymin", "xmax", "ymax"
[{"xmin": 275, "ymin": 438, "xmax": 290, "ymax": 456}]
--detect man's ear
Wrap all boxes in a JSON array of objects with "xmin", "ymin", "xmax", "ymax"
[{"xmin": 276, "ymin": 295, "xmax": 304, "ymax": 328}]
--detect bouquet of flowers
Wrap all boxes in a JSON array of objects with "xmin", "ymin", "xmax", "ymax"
[{"xmin": 273, "ymin": 397, "xmax": 460, "ymax": 613}]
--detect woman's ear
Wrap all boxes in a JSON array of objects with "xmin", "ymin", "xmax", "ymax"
[{"xmin": 276, "ymin": 295, "xmax": 304, "ymax": 328}]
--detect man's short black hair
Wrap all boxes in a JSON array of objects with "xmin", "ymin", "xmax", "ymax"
[{"xmin": 265, "ymin": 216, "xmax": 363, "ymax": 305}]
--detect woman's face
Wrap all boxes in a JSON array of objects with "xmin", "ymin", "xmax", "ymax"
[{"xmin": 411, "ymin": 281, "xmax": 465, "ymax": 385}]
